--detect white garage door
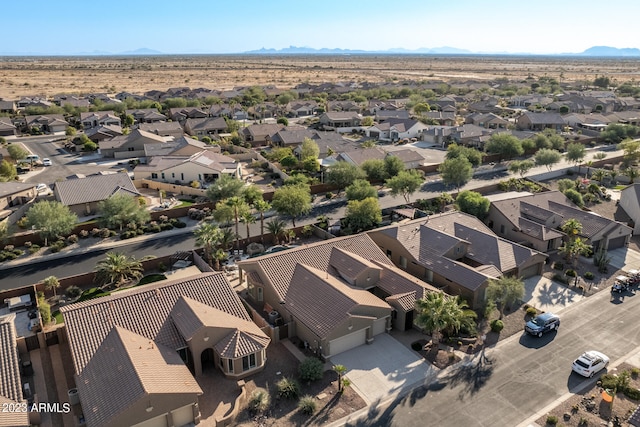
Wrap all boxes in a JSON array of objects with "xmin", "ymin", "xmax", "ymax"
[
  {"xmin": 172, "ymin": 404, "xmax": 195, "ymax": 427},
  {"xmin": 372, "ymin": 317, "xmax": 388, "ymax": 336},
  {"xmin": 132, "ymin": 413, "xmax": 167, "ymax": 427},
  {"xmin": 329, "ymin": 328, "xmax": 366, "ymax": 356}
]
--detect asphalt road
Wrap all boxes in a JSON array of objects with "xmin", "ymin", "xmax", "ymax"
[
  {"xmin": 347, "ymin": 286, "xmax": 640, "ymax": 427},
  {"xmin": 0, "ymin": 233, "xmax": 197, "ymax": 290}
]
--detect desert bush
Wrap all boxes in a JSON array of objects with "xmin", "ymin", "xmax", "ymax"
[
  {"xmin": 276, "ymin": 377, "xmax": 299, "ymax": 399},
  {"xmin": 552, "ymin": 273, "xmax": 568, "ymax": 284},
  {"xmin": 39, "ymin": 301, "xmax": 51, "ymax": 324},
  {"xmin": 100, "ymin": 228, "xmax": 111, "ymax": 238},
  {"xmin": 298, "ymin": 395, "xmax": 316, "ymax": 415},
  {"xmin": 583, "ymin": 272, "xmax": 594, "ymax": 280},
  {"xmin": 91, "ymin": 228, "xmax": 101, "ymax": 237},
  {"xmin": 490, "ymin": 319, "xmax": 504, "ymax": 333},
  {"xmin": 546, "ymin": 414, "xmax": 558, "ymax": 425},
  {"xmin": 526, "ymin": 307, "xmax": 538, "ymax": 317},
  {"xmin": 553, "ymin": 262, "xmax": 564, "ymax": 270},
  {"xmin": 79, "ymin": 229, "xmax": 89, "ymax": 238},
  {"xmin": 23, "ymin": 241, "xmax": 32, "ymax": 248},
  {"xmin": 159, "ymin": 215, "xmax": 169, "ymax": 223},
  {"xmin": 299, "ymin": 358, "xmax": 323, "ymax": 383},
  {"xmin": 28, "ymin": 245, "xmax": 40, "ymax": 254},
  {"xmin": 631, "ymin": 367, "xmax": 640, "ymax": 379},
  {"xmin": 67, "ymin": 234, "xmax": 78, "ymax": 244},
  {"xmin": 3, "ymin": 245, "xmax": 14, "ymax": 251},
  {"xmin": 174, "ymin": 220, "xmax": 187, "ymax": 228},
  {"xmin": 565, "ymin": 269, "xmax": 576, "ymax": 277},
  {"xmin": 624, "ymin": 387, "xmax": 640, "ymax": 400},
  {"xmin": 248, "ymin": 388, "xmax": 270, "ymax": 414}
]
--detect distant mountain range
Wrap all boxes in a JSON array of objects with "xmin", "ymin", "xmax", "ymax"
[
  {"xmin": 2, "ymin": 45, "xmax": 640, "ymax": 57},
  {"xmin": 246, "ymin": 45, "xmax": 640, "ymax": 56}
]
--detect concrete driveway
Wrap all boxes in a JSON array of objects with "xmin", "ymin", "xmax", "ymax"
[
  {"xmin": 607, "ymin": 247, "xmax": 640, "ymax": 271},
  {"xmin": 523, "ymin": 276, "xmax": 585, "ymax": 313},
  {"xmin": 329, "ymin": 333, "xmax": 434, "ymax": 404}
]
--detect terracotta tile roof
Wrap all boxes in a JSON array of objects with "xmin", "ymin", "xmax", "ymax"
[
  {"xmin": 0, "ymin": 314, "xmax": 24, "ymax": 405},
  {"xmin": 171, "ymin": 296, "xmax": 269, "ymax": 356},
  {"xmin": 61, "ymin": 272, "xmax": 250, "ymax": 374},
  {"xmin": 237, "ymin": 235, "xmax": 394, "ymax": 301},
  {"xmin": 285, "ymin": 264, "xmax": 390, "ymax": 338},
  {"xmin": 76, "ymin": 326, "xmax": 202, "ymax": 427},
  {"xmin": 54, "ymin": 172, "xmax": 139, "ymax": 206},
  {"xmin": 386, "ymin": 291, "xmax": 417, "ymax": 312}
]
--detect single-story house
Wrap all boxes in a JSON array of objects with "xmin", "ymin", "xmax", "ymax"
[
  {"xmin": 268, "ymin": 128, "xmax": 316, "ymax": 148},
  {"xmin": 368, "ymin": 212, "xmax": 547, "ymax": 309},
  {"xmin": 80, "ymin": 111, "xmax": 121, "ymax": 129},
  {"xmin": 0, "ymin": 182, "xmax": 37, "ymax": 222},
  {"xmin": 143, "ymin": 136, "xmax": 214, "ymax": 158},
  {"xmin": 318, "ymin": 112, "xmax": 362, "ymax": 132},
  {"xmin": 237, "ymin": 235, "xmax": 438, "ymax": 357},
  {"xmin": 336, "ymin": 147, "xmax": 387, "ymax": 166},
  {"xmin": 169, "ymin": 107, "xmax": 208, "ymax": 123},
  {"xmin": 366, "ymin": 118, "xmax": 427, "ymax": 142},
  {"xmin": 184, "ymin": 117, "xmax": 228, "ymax": 137},
  {"xmin": 125, "ymin": 108, "xmax": 167, "ymax": 124},
  {"xmin": 60, "ymin": 272, "xmax": 270, "ymax": 427},
  {"xmin": 286, "ymin": 100, "xmax": 318, "ymax": 117},
  {"xmin": 516, "ymin": 111, "xmax": 565, "ymax": 131},
  {"xmin": 54, "ymin": 172, "xmax": 140, "ymax": 216},
  {"xmin": 241, "ymin": 124, "xmax": 283, "ymax": 147},
  {"xmin": 465, "ymin": 112, "xmax": 510, "ymax": 129},
  {"xmin": 0, "ymin": 117, "xmax": 17, "ymax": 137},
  {"xmin": 99, "ymin": 129, "xmax": 167, "ymax": 158},
  {"xmin": 387, "ymin": 148, "xmax": 425, "ymax": 169},
  {"xmin": 25, "ymin": 114, "xmax": 68, "ymax": 134},
  {"xmin": 134, "ymin": 150, "xmax": 240, "ymax": 185},
  {"xmin": 85, "ymin": 125, "xmax": 123, "ymax": 143},
  {"xmin": 487, "ymin": 191, "xmax": 632, "ymax": 252}
]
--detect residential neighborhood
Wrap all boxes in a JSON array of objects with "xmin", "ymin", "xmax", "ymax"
[{"xmin": 3, "ymin": 69, "xmax": 640, "ymax": 427}]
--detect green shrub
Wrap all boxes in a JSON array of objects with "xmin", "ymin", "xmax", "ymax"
[
  {"xmin": 299, "ymin": 358, "xmax": 324, "ymax": 383},
  {"xmin": 298, "ymin": 395, "xmax": 317, "ymax": 415},
  {"xmin": 552, "ymin": 273, "xmax": 568, "ymax": 284},
  {"xmin": 39, "ymin": 301, "xmax": 51, "ymax": 324},
  {"xmin": 248, "ymin": 388, "xmax": 270, "ymax": 414},
  {"xmin": 490, "ymin": 319, "xmax": 504, "ymax": 333},
  {"xmin": 631, "ymin": 367, "xmax": 640, "ymax": 379},
  {"xmin": 28, "ymin": 245, "xmax": 40, "ymax": 254},
  {"xmin": 147, "ymin": 224, "xmax": 162, "ymax": 233},
  {"xmin": 624, "ymin": 387, "xmax": 640, "ymax": 400},
  {"xmin": 276, "ymin": 377, "xmax": 299, "ymax": 399},
  {"xmin": 553, "ymin": 262, "xmax": 564, "ymax": 270},
  {"xmin": 565, "ymin": 269, "xmax": 576, "ymax": 277},
  {"xmin": 546, "ymin": 415, "xmax": 558, "ymax": 425},
  {"xmin": 67, "ymin": 234, "xmax": 78, "ymax": 244},
  {"xmin": 174, "ymin": 220, "xmax": 187, "ymax": 228},
  {"xmin": 526, "ymin": 307, "xmax": 538, "ymax": 317},
  {"xmin": 583, "ymin": 272, "xmax": 594, "ymax": 280},
  {"xmin": 120, "ymin": 231, "xmax": 134, "ymax": 239},
  {"xmin": 100, "ymin": 228, "xmax": 111, "ymax": 238}
]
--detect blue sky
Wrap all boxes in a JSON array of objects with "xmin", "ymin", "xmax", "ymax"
[{"xmin": 2, "ymin": 0, "xmax": 638, "ymax": 55}]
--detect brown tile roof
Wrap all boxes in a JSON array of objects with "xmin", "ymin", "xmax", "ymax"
[
  {"xmin": 60, "ymin": 272, "xmax": 251, "ymax": 374},
  {"xmin": 171, "ymin": 296, "xmax": 269, "ymax": 357},
  {"xmin": 54, "ymin": 172, "xmax": 139, "ymax": 206},
  {"xmin": 99, "ymin": 128, "xmax": 166, "ymax": 150},
  {"xmin": 237, "ymin": 235, "xmax": 394, "ymax": 301},
  {"xmin": 285, "ymin": 264, "xmax": 390, "ymax": 338},
  {"xmin": 389, "ymin": 148, "xmax": 425, "ymax": 163},
  {"xmin": 386, "ymin": 291, "xmax": 417, "ymax": 312},
  {"xmin": 0, "ymin": 314, "xmax": 24, "ymax": 405},
  {"xmin": 76, "ymin": 326, "xmax": 202, "ymax": 427},
  {"xmin": 371, "ymin": 259, "xmax": 438, "ymax": 300},
  {"xmin": 329, "ymin": 247, "xmax": 382, "ymax": 284},
  {"xmin": 518, "ymin": 217, "xmax": 563, "ymax": 241}
]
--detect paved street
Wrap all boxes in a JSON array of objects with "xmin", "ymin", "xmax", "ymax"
[{"xmin": 342, "ymin": 285, "xmax": 640, "ymax": 427}]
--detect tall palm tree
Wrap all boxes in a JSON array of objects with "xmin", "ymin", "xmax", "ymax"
[
  {"xmin": 624, "ymin": 167, "xmax": 639, "ymax": 184},
  {"xmin": 194, "ymin": 222, "xmax": 222, "ymax": 267},
  {"xmin": 226, "ymin": 196, "xmax": 250, "ymax": 251},
  {"xmin": 43, "ymin": 276, "xmax": 60, "ymax": 298},
  {"xmin": 253, "ymin": 199, "xmax": 271, "ymax": 244},
  {"xmin": 266, "ymin": 218, "xmax": 286, "ymax": 245},
  {"xmin": 414, "ymin": 292, "xmax": 452, "ymax": 347},
  {"xmin": 560, "ymin": 218, "xmax": 583, "ymax": 240},
  {"xmin": 241, "ymin": 212, "xmax": 256, "ymax": 243},
  {"xmin": 218, "ymin": 228, "xmax": 236, "ymax": 252},
  {"xmin": 559, "ymin": 237, "xmax": 591, "ymax": 269},
  {"xmin": 591, "ymin": 169, "xmax": 606, "ymax": 183},
  {"xmin": 333, "ymin": 364, "xmax": 348, "ymax": 393},
  {"xmin": 95, "ymin": 252, "xmax": 143, "ymax": 289},
  {"xmin": 584, "ymin": 160, "xmax": 594, "ymax": 179}
]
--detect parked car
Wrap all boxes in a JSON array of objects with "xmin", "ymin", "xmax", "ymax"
[
  {"xmin": 42, "ymin": 158, "xmax": 52, "ymax": 166},
  {"xmin": 572, "ymin": 350, "xmax": 609, "ymax": 377},
  {"xmin": 35, "ymin": 183, "xmax": 51, "ymax": 195},
  {"xmin": 524, "ymin": 312, "xmax": 560, "ymax": 337}
]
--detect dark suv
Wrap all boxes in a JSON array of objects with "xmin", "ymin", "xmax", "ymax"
[{"xmin": 524, "ymin": 312, "xmax": 560, "ymax": 337}]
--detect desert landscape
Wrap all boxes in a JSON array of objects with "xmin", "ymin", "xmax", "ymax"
[{"xmin": 1, "ymin": 54, "xmax": 640, "ymax": 98}]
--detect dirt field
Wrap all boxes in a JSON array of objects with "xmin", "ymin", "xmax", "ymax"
[{"xmin": 1, "ymin": 55, "xmax": 640, "ymax": 99}]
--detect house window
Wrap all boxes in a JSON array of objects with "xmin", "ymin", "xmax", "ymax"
[
  {"xmin": 257, "ymin": 287, "xmax": 263, "ymax": 302},
  {"xmin": 161, "ymin": 173, "xmax": 165, "ymax": 180},
  {"xmin": 400, "ymin": 256, "xmax": 407, "ymax": 269},
  {"xmin": 242, "ymin": 353, "xmax": 256, "ymax": 371},
  {"xmin": 386, "ymin": 249, "xmax": 392, "ymax": 259},
  {"xmin": 500, "ymin": 224, "xmax": 505, "ymax": 234},
  {"xmin": 181, "ymin": 173, "xmax": 184, "ymax": 180},
  {"xmin": 171, "ymin": 173, "xmax": 175, "ymax": 178},
  {"xmin": 151, "ymin": 173, "xmax": 158, "ymax": 179},
  {"xmin": 127, "ymin": 147, "xmax": 134, "ymax": 151},
  {"xmin": 227, "ymin": 359, "xmax": 233, "ymax": 373}
]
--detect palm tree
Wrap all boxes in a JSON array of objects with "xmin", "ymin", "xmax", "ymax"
[
  {"xmin": 213, "ymin": 248, "xmax": 227, "ymax": 271},
  {"xmin": 194, "ymin": 222, "xmax": 222, "ymax": 267},
  {"xmin": 415, "ymin": 293, "xmax": 448, "ymax": 346},
  {"xmin": 95, "ymin": 252, "xmax": 143, "ymax": 289},
  {"xmin": 226, "ymin": 197, "xmax": 250, "ymax": 251},
  {"xmin": 609, "ymin": 169, "xmax": 618, "ymax": 185},
  {"xmin": 253, "ymin": 199, "xmax": 271, "ymax": 244},
  {"xmin": 584, "ymin": 160, "xmax": 593, "ymax": 179},
  {"xmin": 266, "ymin": 218, "xmax": 286, "ymax": 245},
  {"xmin": 560, "ymin": 218, "xmax": 582, "ymax": 240},
  {"xmin": 559, "ymin": 237, "xmax": 591, "ymax": 269},
  {"xmin": 43, "ymin": 276, "xmax": 60, "ymax": 298},
  {"xmin": 591, "ymin": 169, "xmax": 607, "ymax": 183},
  {"xmin": 218, "ymin": 228, "xmax": 236, "ymax": 252},
  {"xmin": 241, "ymin": 212, "xmax": 256, "ymax": 243},
  {"xmin": 333, "ymin": 364, "xmax": 348, "ymax": 393}
]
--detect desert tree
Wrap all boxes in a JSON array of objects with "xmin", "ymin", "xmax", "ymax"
[
  {"xmin": 25, "ymin": 201, "xmax": 77, "ymax": 246},
  {"xmin": 271, "ymin": 185, "xmax": 312, "ymax": 227},
  {"xmin": 386, "ymin": 169, "xmax": 424, "ymax": 203},
  {"xmin": 486, "ymin": 276, "xmax": 525, "ymax": 319},
  {"xmin": 439, "ymin": 157, "xmax": 473, "ymax": 191},
  {"xmin": 98, "ymin": 194, "xmax": 150, "ymax": 231}
]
